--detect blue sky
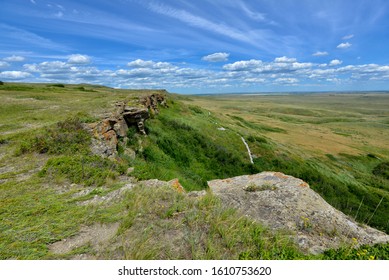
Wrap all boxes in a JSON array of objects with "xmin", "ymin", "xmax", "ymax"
[{"xmin": 1, "ymin": 0, "xmax": 389, "ymax": 93}]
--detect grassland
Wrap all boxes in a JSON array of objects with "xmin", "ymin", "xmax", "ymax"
[
  {"xmin": 179, "ymin": 93, "xmax": 389, "ymax": 232},
  {"xmin": 1, "ymin": 83, "xmax": 389, "ymax": 259}
]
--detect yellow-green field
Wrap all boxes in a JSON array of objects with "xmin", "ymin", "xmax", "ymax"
[{"xmin": 182, "ymin": 93, "xmax": 389, "ymax": 158}]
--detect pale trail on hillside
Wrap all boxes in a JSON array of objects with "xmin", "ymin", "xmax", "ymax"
[{"xmin": 241, "ymin": 137, "xmax": 254, "ymax": 164}]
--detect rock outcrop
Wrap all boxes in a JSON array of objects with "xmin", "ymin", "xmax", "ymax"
[
  {"xmin": 208, "ymin": 171, "xmax": 389, "ymax": 254},
  {"xmin": 86, "ymin": 92, "xmax": 167, "ymax": 158}
]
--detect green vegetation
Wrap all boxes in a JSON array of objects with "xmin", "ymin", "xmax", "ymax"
[
  {"xmin": 184, "ymin": 93, "xmax": 389, "ymax": 234},
  {"xmin": 322, "ymin": 241, "xmax": 389, "ymax": 260},
  {"xmin": 16, "ymin": 117, "xmax": 91, "ymax": 156},
  {"xmin": 1, "ymin": 83, "xmax": 388, "ymax": 259},
  {"xmin": 129, "ymin": 99, "xmax": 257, "ymax": 191},
  {"xmin": 112, "ymin": 184, "xmax": 305, "ymax": 259},
  {"xmin": 39, "ymin": 155, "xmax": 125, "ymax": 186}
]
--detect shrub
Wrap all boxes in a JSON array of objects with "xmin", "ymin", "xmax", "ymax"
[
  {"xmin": 52, "ymin": 83, "xmax": 65, "ymax": 88},
  {"xmin": 373, "ymin": 162, "xmax": 389, "ymax": 180},
  {"xmin": 16, "ymin": 117, "xmax": 91, "ymax": 155},
  {"xmin": 39, "ymin": 155, "xmax": 125, "ymax": 186}
]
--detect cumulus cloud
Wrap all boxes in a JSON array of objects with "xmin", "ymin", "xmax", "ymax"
[
  {"xmin": 313, "ymin": 51, "xmax": 329, "ymax": 57},
  {"xmin": 274, "ymin": 56, "xmax": 297, "ymax": 63},
  {"xmin": 0, "ymin": 71, "xmax": 32, "ymax": 80},
  {"xmin": 0, "ymin": 61, "xmax": 10, "ymax": 68},
  {"xmin": 223, "ymin": 59, "xmax": 263, "ymax": 71},
  {"xmin": 4, "ymin": 55, "xmax": 26, "ymax": 62},
  {"xmin": 337, "ymin": 42, "xmax": 352, "ymax": 49},
  {"xmin": 67, "ymin": 54, "xmax": 91, "ymax": 64},
  {"xmin": 127, "ymin": 59, "xmax": 173, "ymax": 69},
  {"xmin": 202, "ymin": 52, "xmax": 230, "ymax": 62},
  {"xmin": 329, "ymin": 59, "xmax": 342, "ymax": 66},
  {"xmin": 275, "ymin": 77, "xmax": 299, "ymax": 84},
  {"xmin": 4, "ymin": 54, "xmax": 389, "ymax": 91},
  {"xmin": 223, "ymin": 58, "xmax": 311, "ymax": 73}
]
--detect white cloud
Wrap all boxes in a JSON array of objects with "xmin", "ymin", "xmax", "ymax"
[
  {"xmin": 127, "ymin": 59, "xmax": 174, "ymax": 69},
  {"xmin": 0, "ymin": 61, "xmax": 10, "ymax": 68},
  {"xmin": 342, "ymin": 34, "xmax": 354, "ymax": 40},
  {"xmin": 202, "ymin": 52, "xmax": 230, "ymax": 62},
  {"xmin": 313, "ymin": 51, "xmax": 329, "ymax": 57},
  {"xmin": 244, "ymin": 77, "xmax": 266, "ymax": 83},
  {"xmin": 329, "ymin": 59, "xmax": 342, "ymax": 66},
  {"xmin": 3, "ymin": 55, "xmax": 25, "ymax": 62},
  {"xmin": 223, "ymin": 59, "xmax": 263, "ymax": 71},
  {"xmin": 30, "ymin": 0, "xmax": 36, "ymax": 4},
  {"xmin": 238, "ymin": 2, "xmax": 266, "ymax": 21},
  {"xmin": 0, "ymin": 71, "xmax": 32, "ymax": 80},
  {"xmin": 68, "ymin": 54, "xmax": 91, "ymax": 64},
  {"xmin": 25, "ymin": 61, "xmax": 69, "ymax": 73},
  {"xmin": 148, "ymin": 3, "xmax": 251, "ymax": 44},
  {"xmin": 274, "ymin": 56, "xmax": 297, "ymax": 63},
  {"xmin": 54, "ymin": 11, "xmax": 64, "ymax": 18},
  {"xmin": 275, "ymin": 78, "xmax": 299, "ymax": 84},
  {"xmin": 8, "ymin": 54, "xmax": 389, "ymax": 92},
  {"xmin": 337, "ymin": 42, "xmax": 352, "ymax": 49}
]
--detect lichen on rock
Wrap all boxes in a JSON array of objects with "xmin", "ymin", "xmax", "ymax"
[
  {"xmin": 208, "ymin": 171, "xmax": 389, "ymax": 254},
  {"xmin": 85, "ymin": 91, "xmax": 167, "ymax": 158}
]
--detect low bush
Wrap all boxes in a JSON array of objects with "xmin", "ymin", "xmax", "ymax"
[
  {"xmin": 373, "ymin": 162, "xmax": 389, "ymax": 180},
  {"xmin": 39, "ymin": 155, "xmax": 126, "ymax": 186},
  {"xmin": 16, "ymin": 117, "xmax": 90, "ymax": 155}
]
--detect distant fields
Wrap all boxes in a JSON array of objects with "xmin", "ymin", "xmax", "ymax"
[{"xmin": 183, "ymin": 93, "xmax": 389, "ymax": 157}]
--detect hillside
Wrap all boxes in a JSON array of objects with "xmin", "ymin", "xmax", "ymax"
[{"xmin": 1, "ymin": 83, "xmax": 389, "ymax": 260}]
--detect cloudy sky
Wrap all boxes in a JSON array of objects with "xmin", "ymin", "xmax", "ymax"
[{"xmin": 1, "ymin": 0, "xmax": 389, "ymax": 93}]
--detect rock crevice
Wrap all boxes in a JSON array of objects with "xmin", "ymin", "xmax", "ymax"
[{"xmin": 85, "ymin": 91, "xmax": 167, "ymax": 158}]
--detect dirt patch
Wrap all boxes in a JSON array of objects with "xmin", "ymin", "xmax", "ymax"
[{"xmin": 49, "ymin": 223, "xmax": 120, "ymax": 255}]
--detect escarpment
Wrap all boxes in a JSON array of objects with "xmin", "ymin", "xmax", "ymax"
[{"xmin": 84, "ymin": 91, "xmax": 168, "ymax": 158}]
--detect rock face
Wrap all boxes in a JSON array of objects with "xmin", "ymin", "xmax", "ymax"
[
  {"xmin": 87, "ymin": 92, "xmax": 167, "ymax": 158},
  {"xmin": 208, "ymin": 171, "xmax": 389, "ymax": 254}
]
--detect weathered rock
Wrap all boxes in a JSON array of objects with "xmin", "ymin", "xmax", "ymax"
[
  {"xmin": 87, "ymin": 93, "xmax": 167, "ymax": 157},
  {"xmin": 113, "ymin": 117, "xmax": 128, "ymax": 138},
  {"xmin": 123, "ymin": 107, "xmax": 149, "ymax": 135},
  {"xmin": 208, "ymin": 171, "xmax": 389, "ymax": 254}
]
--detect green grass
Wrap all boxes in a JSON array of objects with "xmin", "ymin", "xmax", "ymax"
[
  {"xmin": 1, "ymin": 83, "xmax": 388, "ymax": 259},
  {"xmin": 182, "ymin": 93, "xmax": 389, "ymax": 234},
  {"xmin": 111, "ymin": 184, "xmax": 305, "ymax": 260},
  {"xmin": 129, "ymin": 99, "xmax": 257, "ymax": 191}
]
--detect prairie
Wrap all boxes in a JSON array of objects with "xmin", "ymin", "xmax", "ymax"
[{"xmin": 1, "ymin": 83, "xmax": 388, "ymax": 259}]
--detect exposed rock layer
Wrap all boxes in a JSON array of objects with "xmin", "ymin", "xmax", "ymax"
[
  {"xmin": 85, "ymin": 92, "xmax": 167, "ymax": 158},
  {"xmin": 208, "ymin": 171, "xmax": 389, "ymax": 254}
]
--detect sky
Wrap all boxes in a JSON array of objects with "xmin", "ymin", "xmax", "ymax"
[{"xmin": 1, "ymin": 0, "xmax": 389, "ymax": 93}]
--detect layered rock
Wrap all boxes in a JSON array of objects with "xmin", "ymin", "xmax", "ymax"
[
  {"xmin": 208, "ymin": 171, "xmax": 389, "ymax": 254},
  {"xmin": 86, "ymin": 92, "xmax": 167, "ymax": 158}
]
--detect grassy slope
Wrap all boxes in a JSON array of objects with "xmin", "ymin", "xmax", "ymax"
[
  {"xmin": 180, "ymin": 93, "xmax": 389, "ymax": 233},
  {"xmin": 1, "ymin": 83, "xmax": 389, "ymax": 259}
]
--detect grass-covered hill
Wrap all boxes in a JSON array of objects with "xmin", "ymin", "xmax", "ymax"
[{"xmin": 0, "ymin": 82, "xmax": 388, "ymax": 259}]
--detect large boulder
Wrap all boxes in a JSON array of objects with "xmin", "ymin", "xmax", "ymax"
[{"xmin": 208, "ymin": 171, "xmax": 389, "ymax": 254}]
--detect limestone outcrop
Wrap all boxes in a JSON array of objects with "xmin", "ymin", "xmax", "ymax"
[
  {"xmin": 85, "ymin": 91, "xmax": 167, "ymax": 158},
  {"xmin": 208, "ymin": 171, "xmax": 389, "ymax": 254}
]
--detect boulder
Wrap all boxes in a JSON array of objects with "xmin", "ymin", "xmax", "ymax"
[{"xmin": 208, "ymin": 171, "xmax": 389, "ymax": 254}]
